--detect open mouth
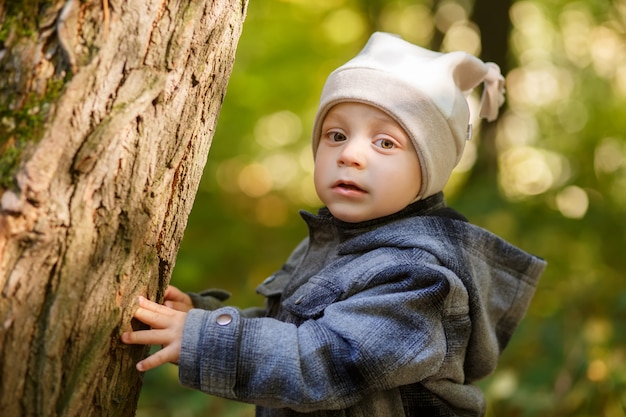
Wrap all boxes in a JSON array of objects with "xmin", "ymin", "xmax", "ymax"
[{"xmin": 335, "ymin": 182, "xmax": 365, "ymax": 192}]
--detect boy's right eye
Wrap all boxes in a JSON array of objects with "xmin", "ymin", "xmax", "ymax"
[{"xmin": 329, "ymin": 131, "xmax": 347, "ymax": 142}]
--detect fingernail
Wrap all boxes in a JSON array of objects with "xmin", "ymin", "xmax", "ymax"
[{"xmin": 137, "ymin": 362, "xmax": 144, "ymax": 372}]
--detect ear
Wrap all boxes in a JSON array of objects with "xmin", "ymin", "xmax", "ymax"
[{"xmin": 449, "ymin": 52, "xmax": 490, "ymax": 93}]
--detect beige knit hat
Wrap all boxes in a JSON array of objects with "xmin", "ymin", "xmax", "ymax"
[{"xmin": 311, "ymin": 32, "xmax": 506, "ymax": 199}]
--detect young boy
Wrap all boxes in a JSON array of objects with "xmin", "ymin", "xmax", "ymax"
[{"xmin": 122, "ymin": 32, "xmax": 546, "ymax": 416}]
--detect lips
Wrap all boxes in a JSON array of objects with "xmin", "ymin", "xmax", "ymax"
[
  {"xmin": 332, "ymin": 180, "xmax": 366, "ymax": 194},
  {"xmin": 338, "ymin": 183, "xmax": 363, "ymax": 191}
]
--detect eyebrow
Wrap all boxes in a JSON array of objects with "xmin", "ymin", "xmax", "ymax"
[
  {"xmin": 323, "ymin": 106, "xmax": 409, "ymax": 140},
  {"xmin": 321, "ymin": 110, "xmax": 346, "ymax": 124}
]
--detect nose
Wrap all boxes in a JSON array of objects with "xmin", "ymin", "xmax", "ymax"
[{"xmin": 337, "ymin": 138, "xmax": 367, "ymax": 168}]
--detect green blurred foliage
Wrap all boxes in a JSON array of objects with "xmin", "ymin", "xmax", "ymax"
[{"xmin": 138, "ymin": 0, "xmax": 626, "ymax": 416}]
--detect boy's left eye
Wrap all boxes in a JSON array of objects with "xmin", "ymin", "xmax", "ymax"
[{"xmin": 375, "ymin": 139, "xmax": 395, "ymax": 149}]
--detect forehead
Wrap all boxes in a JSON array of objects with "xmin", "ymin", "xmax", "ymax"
[{"xmin": 323, "ymin": 102, "xmax": 398, "ymax": 124}]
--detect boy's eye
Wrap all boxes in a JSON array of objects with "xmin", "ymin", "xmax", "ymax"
[
  {"xmin": 375, "ymin": 138, "xmax": 395, "ymax": 149},
  {"xmin": 329, "ymin": 132, "xmax": 347, "ymax": 142}
]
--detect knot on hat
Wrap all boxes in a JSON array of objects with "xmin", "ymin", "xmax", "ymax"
[
  {"xmin": 312, "ymin": 32, "xmax": 507, "ymax": 199},
  {"xmin": 479, "ymin": 63, "xmax": 506, "ymax": 121}
]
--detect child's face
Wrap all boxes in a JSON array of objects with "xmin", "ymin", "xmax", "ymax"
[{"xmin": 314, "ymin": 102, "xmax": 422, "ymax": 223}]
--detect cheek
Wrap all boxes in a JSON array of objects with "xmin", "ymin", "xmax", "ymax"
[
  {"xmin": 402, "ymin": 179, "xmax": 421, "ymax": 201},
  {"xmin": 313, "ymin": 167, "xmax": 322, "ymax": 191},
  {"xmin": 313, "ymin": 158, "xmax": 327, "ymax": 195},
  {"xmin": 313, "ymin": 150, "xmax": 332, "ymax": 178},
  {"xmin": 376, "ymin": 159, "xmax": 421, "ymax": 200},
  {"xmin": 397, "ymin": 155, "xmax": 422, "ymax": 195}
]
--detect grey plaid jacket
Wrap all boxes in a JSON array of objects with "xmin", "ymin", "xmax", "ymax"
[{"xmin": 179, "ymin": 193, "xmax": 546, "ymax": 416}]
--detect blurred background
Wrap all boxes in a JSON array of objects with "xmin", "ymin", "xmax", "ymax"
[{"xmin": 137, "ymin": 0, "xmax": 626, "ymax": 416}]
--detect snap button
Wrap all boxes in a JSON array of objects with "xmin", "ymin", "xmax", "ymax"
[
  {"xmin": 262, "ymin": 275, "xmax": 276, "ymax": 284},
  {"xmin": 216, "ymin": 314, "xmax": 233, "ymax": 326}
]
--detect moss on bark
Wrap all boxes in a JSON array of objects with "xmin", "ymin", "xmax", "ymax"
[{"xmin": 0, "ymin": 1, "xmax": 69, "ymax": 191}]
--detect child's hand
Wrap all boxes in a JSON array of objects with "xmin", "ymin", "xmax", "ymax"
[
  {"xmin": 163, "ymin": 285, "xmax": 194, "ymax": 312},
  {"xmin": 122, "ymin": 296, "xmax": 187, "ymax": 372}
]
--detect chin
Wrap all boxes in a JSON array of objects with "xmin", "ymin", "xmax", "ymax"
[{"xmin": 328, "ymin": 208, "xmax": 371, "ymax": 223}]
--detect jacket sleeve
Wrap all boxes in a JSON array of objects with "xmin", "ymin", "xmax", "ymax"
[{"xmin": 178, "ymin": 260, "xmax": 456, "ymax": 412}]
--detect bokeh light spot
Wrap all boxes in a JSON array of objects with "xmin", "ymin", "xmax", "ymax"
[
  {"xmin": 262, "ymin": 152, "xmax": 300, "ymax": 190},
  {"xmin": 497, "ymin": 111, "xmax": 539, "ymax": 149},
  {"xmin": 594, "ymin": 138, "xmax": 624, "ymax": 175},
  {"xmin": 584, "ymin": 318, "xmax": 613, "ymax": 344},
  {"xmin": 255, "ymin": 111, "xmax": 302, "ymax": 149},
  {"xmin": 216, "ymin": 158, "xmax": 245, "ymax": 193},
  {"xmin": 488, "ymin": 369, "xmax": 519, "ymax": 399},
  {"xmin": 507, "ymin": 64, "xmax": 574, "ymax": 109},
  {"xmin": 499, "ymin": 147, "xmax": 568, "ymax": 199},
  {"xmin": 555, "ymin": 185, "xmax": 588, "ymax": 219},
  {"xmin": 435, "ymin": 0, "xmax": 468, "ymax": 33},
  {"xmin": 238, "ymin": 163, "xmax": 273, "ymax": 197},
  {"xmin": 587, "ymin": 359, "xmax": 608, "ymax": 382},
  {"xmin": 380, "ymin": 4, "xmax": 434, "ymax": 45},
  {"xmin": 590, "ymin": 25, "xmax": 624, "ymax": 78},
  {"xmin": 322, "ymin": 8, "xmax": 366, "ymax": 44},
  {"xmin": 560, "ymin": 5, "xmax": 593, "ymax": 68},
  {"xmin": 442, "ymin": 22, "xmax": 481, "ymax": 55},
  {"xmin": 557, "ymin": 100, "xmax": 588, "ymax": 134}
]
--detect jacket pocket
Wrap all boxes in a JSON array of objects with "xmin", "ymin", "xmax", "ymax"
[{"xmin": 281, "ymin": 277, "xmax": 343, "ymax": 319}]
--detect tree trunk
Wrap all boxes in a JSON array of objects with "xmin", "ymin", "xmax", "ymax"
[
  {"xmin": 469, "ymin": 0, "xmax": 512, "ymax": 181},
  {"xmin": 0, "ymin": 0, "xmax": 247, "ymax": 416}
]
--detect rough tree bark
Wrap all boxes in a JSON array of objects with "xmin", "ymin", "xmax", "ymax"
[{"xmin": 0, "ymin": 0, "xmax": 247, "ymax": 416}]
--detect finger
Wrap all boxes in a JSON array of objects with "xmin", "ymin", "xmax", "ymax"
[
  {"xmin": 164, "ymin": 300, "xmax": 192, "ymax": 312},
  {"xmin": 132, "ymin": 307, "xmax": 167, "ymax": 329},
  {"xmin": 132, "ymin": 298, "xmax": 177, "ymax": 328},
  {"xmin": 138, "ymin": 296, "xmax": 174, "ymax": 314},
  {"xmin": 121, "ymin": 329, "xmax": 172, "ymax": 346},
  {"xmin": 164, "ymin": 287, "xmax": 193, "ymax": 311},
  {"xmin": 164, "ymin": 286, "xmax": 185, "ymax": 302},
  {"xmin": 137, "ymin": 343, "xmax": 180, "ymax": 372}
]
